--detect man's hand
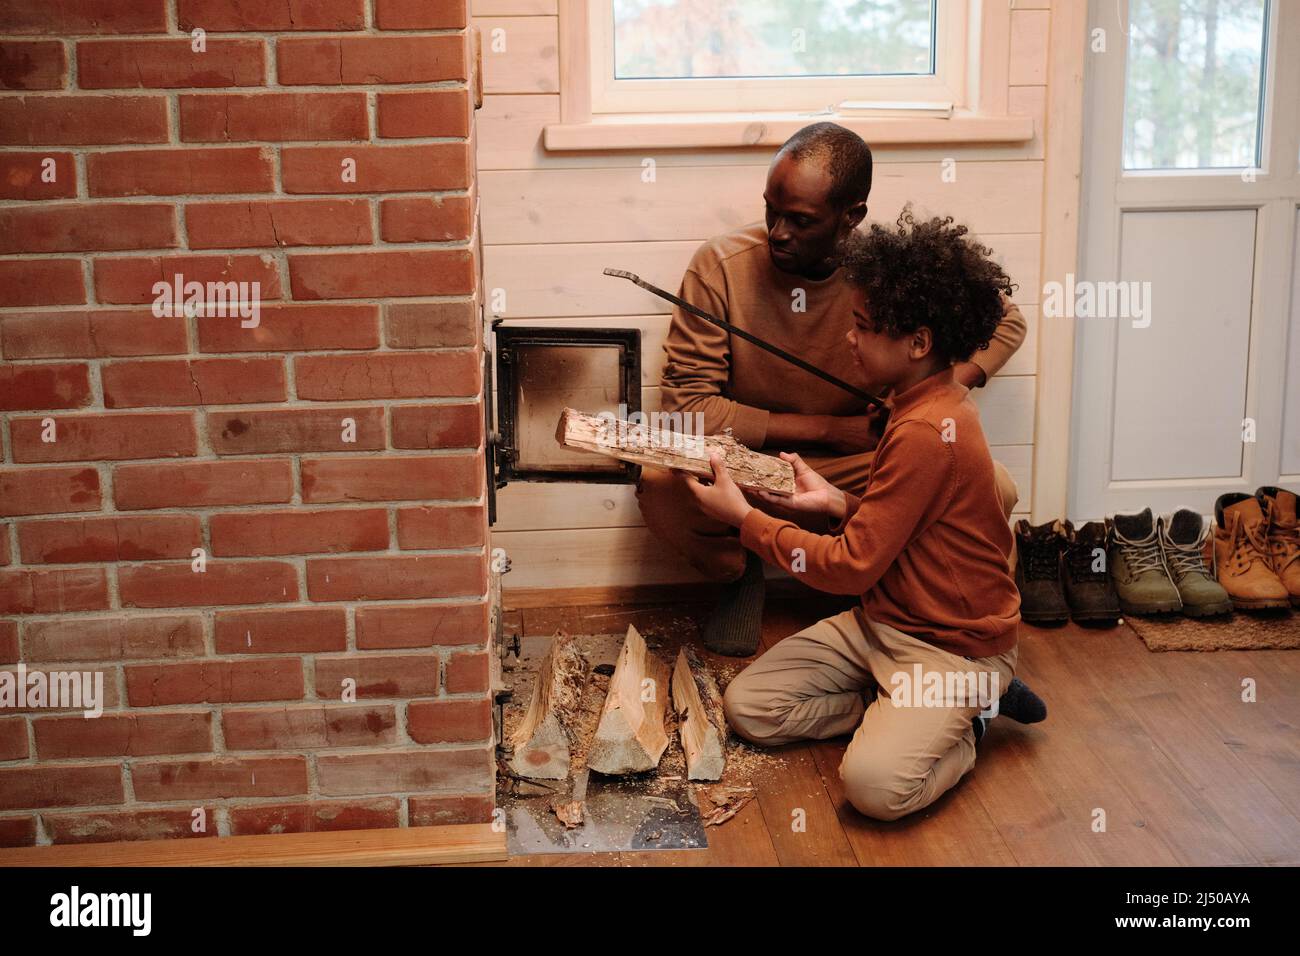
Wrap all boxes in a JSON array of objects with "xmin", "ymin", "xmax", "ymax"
[
  {"xmin": 756, "ymin": 452, "xmax": 846, "ymax": 521},
  {"xmin": 823, "ymin": 410, "xmax": 885, "ymax": 455},
  {"xmin": 681, "ymin": 454, "xmax": 753, "ymax": 528},
  {"xmin": 953, "ymin": 361, "xmax": 987, "ymax": 389}
]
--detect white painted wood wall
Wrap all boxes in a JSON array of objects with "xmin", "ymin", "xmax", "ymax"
[{"xmin": 474, "ymin": 0, "xmax": 1054, "ymax": 591}]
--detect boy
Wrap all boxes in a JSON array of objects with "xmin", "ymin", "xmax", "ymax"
[{"xmin": 683, "ymin": 209, "xmax": 1041, "ymax": 821}]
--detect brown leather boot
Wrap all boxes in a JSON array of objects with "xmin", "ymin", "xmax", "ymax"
[
  {"xmin": 1213, "ymin": 494, "xmax": 1290, "ymax": 610},
  {"xmin": 1257, "ymin": 486, "xmax": 1300, "ymax": 608}
]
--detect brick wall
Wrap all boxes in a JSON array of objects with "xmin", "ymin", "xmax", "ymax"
[{"xmin": 0, "ymin": 0, "xmax": 493, "ymax": 847}]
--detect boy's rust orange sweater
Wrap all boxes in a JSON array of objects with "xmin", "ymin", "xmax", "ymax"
[{"xmin": 739, "ymin": 366, "xmax": 1020, "ymax": 658}]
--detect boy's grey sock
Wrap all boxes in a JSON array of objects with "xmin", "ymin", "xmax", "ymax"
[{"xmin": 702, "ymin": 551, "xmax": 765, "ymax": 657}]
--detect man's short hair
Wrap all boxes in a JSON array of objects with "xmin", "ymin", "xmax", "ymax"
[{"xmin": 776, "ymin": 122, "xmax": 874, "ymax": 209}]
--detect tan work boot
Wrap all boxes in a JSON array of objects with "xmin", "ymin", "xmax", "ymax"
[
  {"xmin": 1213, "ymin": 494, "xmax": 1290, "ymax": 610},
  {"xmin": 1257, "ymin": 486, "xmax": 1300, "ymax": 608}
]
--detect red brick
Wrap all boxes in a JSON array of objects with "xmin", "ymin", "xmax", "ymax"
[
  {"xmin": 0, "ymin": 1, "xmax": 167, "ymax": 35},
  {"xmin": 207, "ymin": 406, "xmax": 385, "ymax": 455},
  {"xmin": 25, "ymin": 615, "xmax": 203, "ymax": 662},
  {"xmin": 223, "ymin": 704, "xmax": 396, "ymax": 749},
  {"xmin": 1, "ymin": 310, "xmax": 187, "ymax": 359},
  {"xmin": 391, "ymin": 403, "xmax": 481, "ymax": 449},
  {"xmin": 18, "ymin": 515, "xmax": 200, "ymax": 563},
  {"xmin": 445, "ymin": 651, "xmax": 489, "ymax": 694},
  {"xmin": 0, "ymin": 41, "xmax": 67, "ymax": 90},
  {"xmin": 0, "ymin": 364, "xmax": 92, "ymax": 411},
  {"xmin": 0, "ymin": 152, "xmax": 75, "ymax": 200},
  {"xmin": 214, "ymin": 607, "xmax": 347, "ymax": 654},
  {"xmin": 307, "ymin": 555, "xmax": 485, "ymax": 602},
  {"xmin": 9, "ymin": 412, "xmax": 196, "ymax": 463},
  {"xmin": 278, "ymin": 35, "xmax": 466, "ymax": 85},
  {"xmin": 186, "ymin": 199, "xmax": 371, "ymax": 249},
  {"xmin": 290, "ymin": 249, "xmax": 474, "ymax": 300},
  {"xmin": 295, "ymin": 353, "xmax": 478, "ymax": 401},
  {"xmin": 0, "ymin": 95, "xmax": 166, "ymax": 146},
  {"xmin": 0, "ymin": 467, "xmax": 100, "ymax": 517},
  {"xmin": 377, "ymin": 90, "xmax": 469, "ymax": 138},
  {"xmin": 374, "ymin": 0, "xmax": 466, "ymax": 29},
  {"xmin": 0, "ymin": 204, "xmax": 175, "ymax": 255},
  {"xmin": 93, "ymin": 253, "xmax": 281, "ymax": 305},
  {"xmin": 132, "ymin": 756, "xmax": 307, "ymax": 801},
  {"xmin": 34, "ymin": 711, "xmax": 212, "ymax": 758},
  {"xmin": 102, "ymin": 357, "xmax": 286, "ymax": 408},
  {"xmin": 77, "ymin": 38, "xmax": 264, "ymax": 89},
  {"xmin": 355, "ymin": 603, "xmax": 487, "ymax": 650},
  {"xmin": 126, "ymin": 658, "xmax": 303, "ymax": 706},
  {"xmin": 180, "ymin": 92, "xmax": 367, "ymax": 143},
  {"xmin": 0, "ymin": 765, "xmax": 123, "ymax": 811},
  {"xmin": 379, "ymin": 196, "xmax": 471, "ymax": 244},
  {"xmin": 43, "ymin": 809, "xmax": 213, "ymax": 844},
  {"xmin": 0, "ymin": 816, "xmax": 36, "ymax": 847},
  {"xmin": 0, "ymin": 663, "xmax": 121, "ymax": 714},
  {"xmin": 407, "ymin": 699, "xmax": 491, "ymax": 744},
  {"xmin": 88, "ymin": 147, "xmax": 273, "ymax": 197},
  {"xmin": 0, "ymin": 718, "xmax": 28, "ymax": 761},
  {"xmin": 0, "ymin": 621, "xmax": 17, "ymax": 662},
  {"xmin": 197, "ymin": 303, "xmax": 379, "ymax": 353},
  {"xmin": 313, "ymin": 654, "xmax": 439, "ymax": 699},
  {"xmin": 281, "ymin": 144, "xmax": 470, "ymax": 193},
  {"xmin": 397, "ymin": 505, "xmax": 485, "ymax": 550},
  {"xmin": 385, "ymin": 300, "xmax": 477, "ymax": 349},
  {"xmin": 212, "ymin": 508, "xmax": 388, "ymax": 557},
  {"xmin": 0, "ymin": 568, "xmax": 108, "ymax": 614},
  {"xmin": 177, "ymin": 0, "xmax": 364, "ymax": 32},
  {"xmin": 302, "ymin": 454, "xmax": 482, "ymax": 503},
  {"xmin": 0, "ymin": 260, "xmax": 84, "ymax": 307},
  {"xmin": 229, "ymin": 799, "xmax": 399, "ymax": 836},
  {"xmin": 0, "ymin": 529, "xmax": 8, "ymax": 566},
  {"xmin": 317, "ymin": 748, "xmax": 490, "ymax": 796},
  {"xmin": 113, "ymin": 459, "xmax": 292, "ymax": 509},
  {"xmin": 408, "ymin": 793, "xmax": 493, "ymax": 827},
  {"xmin": 119, "ymin": 561, "xmax": 299, "ymax": 609}
]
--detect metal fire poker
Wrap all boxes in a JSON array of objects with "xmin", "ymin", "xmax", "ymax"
[{"xmin": 603, "ymin": 268, "xmax": 886, "ymax": 410}]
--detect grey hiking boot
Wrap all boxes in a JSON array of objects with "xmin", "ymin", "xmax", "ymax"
[
  {"xmin": 1108, "ymin": 508, "xmax": 1182, "ymax": 615},
  {"xmin": 1159, "ymin": 510, "xmax": 1232, "ymax": 617}
]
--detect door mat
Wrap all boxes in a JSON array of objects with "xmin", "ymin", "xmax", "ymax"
[{"xmin": 1126, "ymin": 609, "xmax": 1300, "ymax": 651}]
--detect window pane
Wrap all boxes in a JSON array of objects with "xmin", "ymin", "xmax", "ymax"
[
  {"xmin": 1122, "ymin": 0, "xmax": 1268, "ymax": 170},
  {"xmin": 612, "ymin": 0, "xmax": 934, "ymax": 81}
]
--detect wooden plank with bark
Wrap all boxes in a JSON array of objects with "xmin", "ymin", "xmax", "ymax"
[
  {"xmin": 587, "ymin": 624, "xmax": 671, "ymax": 775},
  {"xmin": 507, "ymin": 631, "xmax": 587, "ymax": 780},
  {"xmin": 671, "ymin": 646, "xmax": 726, "ymax": 781},
  {"xmin": 555, "ymin": 407, "xmax": 795, "ymax": 495}
]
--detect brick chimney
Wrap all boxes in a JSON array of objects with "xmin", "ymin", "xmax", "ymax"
[{"xmin": 0, "ymin": 0, "xmax": 494, "ymax": 847}]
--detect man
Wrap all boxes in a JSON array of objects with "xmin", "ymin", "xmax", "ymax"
[{"xmin": 637, "ymin": 123, "xmax": 1027, "ymax": 656}]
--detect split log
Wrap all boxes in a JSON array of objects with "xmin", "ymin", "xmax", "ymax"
[
  {"xmin": 671, "ymin": 646, "xmax": 726, "ymax": 781},
  {"xmin": 587, "ymin": 625, "xmax": 670, "ymax": 775},
  {"xmin": 555, "ymin": 407, "xmax": 795, "ymax": 496},
  {"xmin": 507, "ymin": 631, "xmax": 587, "ymax": 780}
]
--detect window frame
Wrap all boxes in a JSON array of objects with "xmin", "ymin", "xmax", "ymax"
[{"xmin": 549, "ymin": 0, "xmax": 1033, "ymax": 150}]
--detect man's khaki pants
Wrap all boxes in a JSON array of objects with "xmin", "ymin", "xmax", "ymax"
[
  {"xmin": 723, "ymin": 608, "xmax": 1017, "ymax": 821},
  {"xmin": 637, "ymin": 449, "xmax": 1019, "ymax": 583}
]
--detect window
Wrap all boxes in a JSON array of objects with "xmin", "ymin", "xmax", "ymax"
[
  {"xmin": 589, "ymin": 0, "xmax": 967, "ymax": 114},
  {"xmin": 1122, "ymin": 0, "xmax": 1270, "ymax": 170}
]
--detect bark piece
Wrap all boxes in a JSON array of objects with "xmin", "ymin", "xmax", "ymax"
[
  {"xmin": 555, "ymin": 407, "xmax": 795, "ymax": 495},
  {"xmin": 693, "ymin": 785, "xmax": 756, "ymax": 827},
  {"xmin": 587, "ymin": 624, "xmax": 671, "ymax": 775},
  {"xmin": 671, "ymin": 646, "xmax": 726, "ymax": 781},
  {"xmin": 507, "ymin": 631, "xmax": 587, "ymax": 780},
  {"xmin": 551, "ymin": 799, "xmax": 585, "ymax": 829}
]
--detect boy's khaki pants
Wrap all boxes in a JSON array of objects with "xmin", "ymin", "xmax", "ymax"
[{"xmin": 723, "ymin": 608, "xmax": 1017, "ymax": 822}]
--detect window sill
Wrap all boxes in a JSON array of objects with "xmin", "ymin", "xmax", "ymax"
[{"xmin": 543, "ymin": 110, "xmax": 1034, "ymax": 152}]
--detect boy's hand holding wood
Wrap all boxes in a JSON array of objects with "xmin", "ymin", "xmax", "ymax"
[
  {"xmin": 681, "ymin": 454, "xmax": 754, "ymax": 527},
  {"xmin": 756, "ymin": 452, "xmax": 847, "ymax": 523}
]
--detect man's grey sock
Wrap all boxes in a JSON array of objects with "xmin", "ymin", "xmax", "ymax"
[
  {"xmin": 702, "ymin": 552, "xmax": 765, "ymax": 657},
  {"xmin": 998, "ymin": 677, "xmax": 1047, "ymax": 724}
]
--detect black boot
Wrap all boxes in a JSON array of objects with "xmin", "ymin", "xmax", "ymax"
[
  {"xmin": 1014, "ymin": 519, "xmax": 1070, "ymax": 625},
  {"xmin": 702, "ymin": 551, "xmax": 765, "ymax": 657}
]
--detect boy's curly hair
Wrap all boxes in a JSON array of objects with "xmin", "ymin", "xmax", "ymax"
[{"xmin": 838, "ymin": 205, "xmax": 1016, "ymax": 363}]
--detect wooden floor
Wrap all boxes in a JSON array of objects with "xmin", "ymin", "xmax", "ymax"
[{"xmin": 484, "ymin": 596, "xmax": 1300, "ymax": 867}]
